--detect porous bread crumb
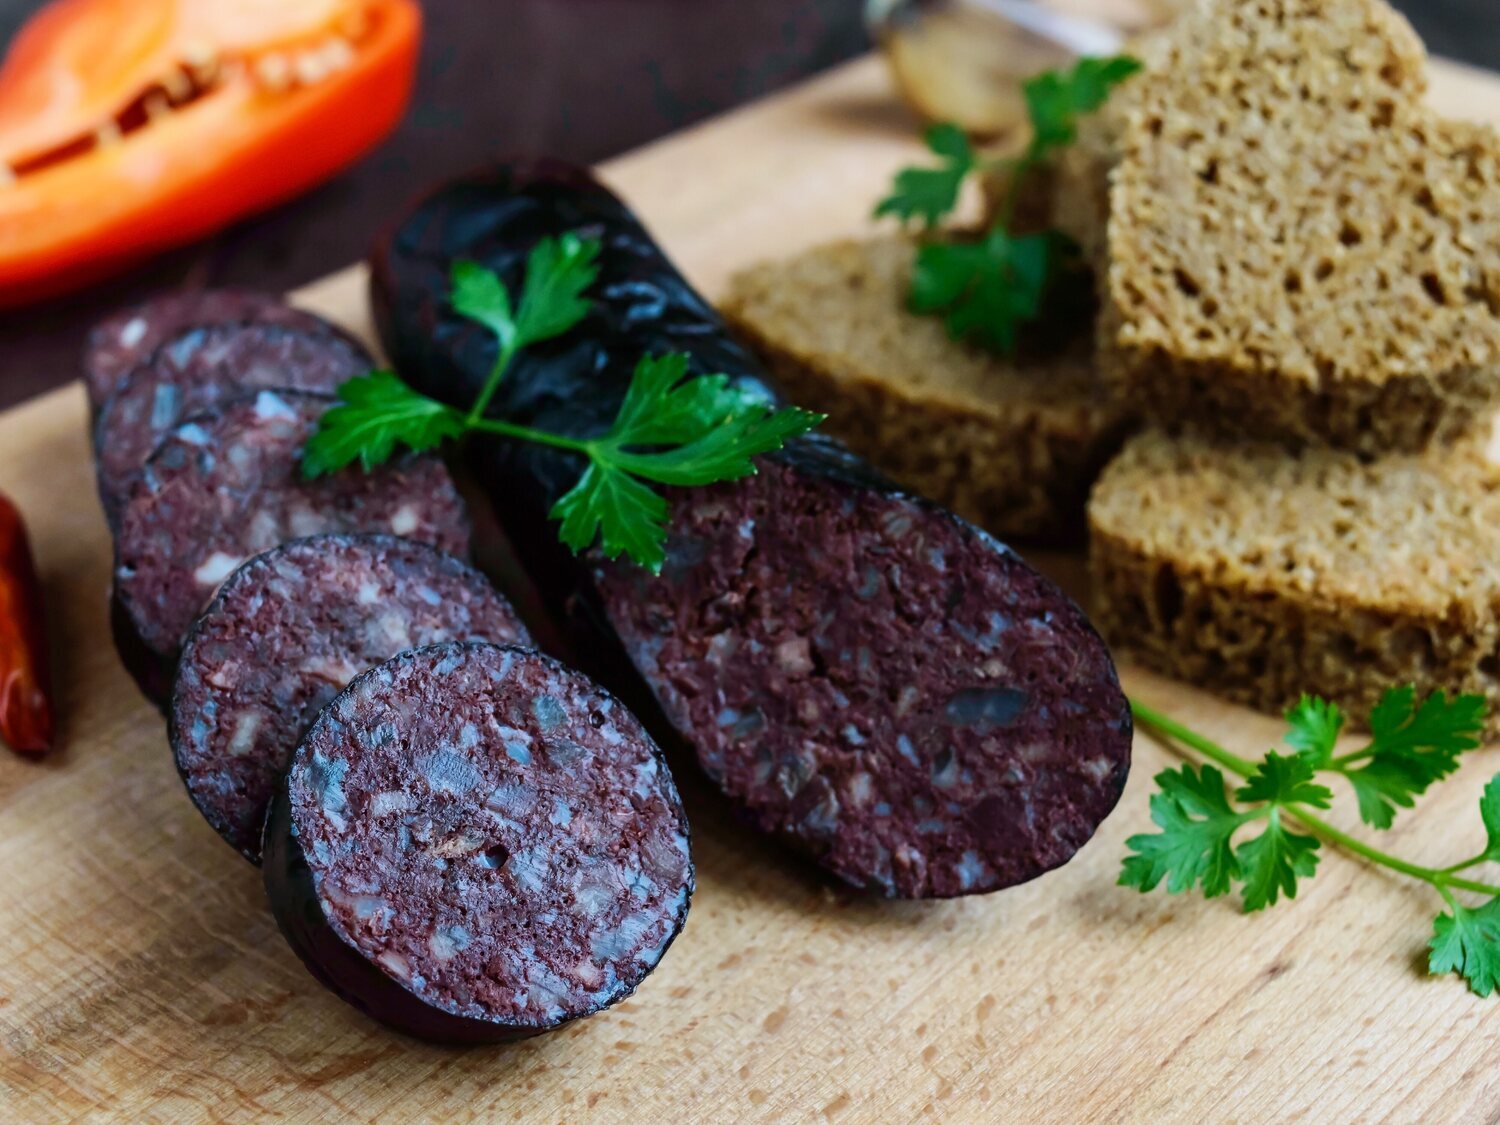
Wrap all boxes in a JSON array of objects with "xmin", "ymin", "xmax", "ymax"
[
  {"xmin": 721, "ymin": 235, "xmax": 1133, "ymax": 542},
  {"xmin": 1101, "ymin": 0, "xmax": 1500, "ymax": 454},
  {"xmin": 1089, "ymin": 426, "xmax": 1500, "ymax": 731}
]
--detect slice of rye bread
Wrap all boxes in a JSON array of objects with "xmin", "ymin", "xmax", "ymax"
[
  {"xmin": 1100, "ymin": 0, "xmax": 1500, "ymax": 455},
  {"xmin": 1088, "ymin": 423, "xmax": 1500, "ymax": 732},
  {"xmin": 721, "ymin": 235, "xmax": 1133, "ymax": 543}
]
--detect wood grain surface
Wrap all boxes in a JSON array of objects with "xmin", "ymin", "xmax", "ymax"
[{"xmin": 5, "ymin": 53, "xmax": 1500, "ymax": 1124}]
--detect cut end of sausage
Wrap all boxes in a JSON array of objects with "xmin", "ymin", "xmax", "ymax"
[
  {"xmin": 94, "ymin": 323, "xmax": 372, "ymax": 524},
  {"xmin": 172, "ymin": 535, "xmax": 529, "ymax": 864},
  {"xmin": 84, "ymin": 289, "xmax": 357, "ymax": 411},
  {"xmin": 266, "ymin": 642, "xmax": 693, "ymax": 1042},
  {"xmin": 113, "ymin": 389, "xmax": 470, "ymax": 702},
  {"xmin": 594, "ymin": 453, "xmax": 1132, "ymax": 899}
]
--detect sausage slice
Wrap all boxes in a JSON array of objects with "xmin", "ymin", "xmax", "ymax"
[
  {"xmin": 172, "ymin": 535, "xmax": 528, "ymax": 863},
  {"xmin": 85, "ymin": 289, "xmax": 355, "ymax": 411},
  {"xmin": 113, "ymin": 389, "xmax": 470, "ymax": 704},
  {"xmin": 94, "ymin": 324, "xmax": 372, "ymax": 524},
  {"xmin": 263, "ymin": 643, "xmax": 694, "ymax": 1043}
]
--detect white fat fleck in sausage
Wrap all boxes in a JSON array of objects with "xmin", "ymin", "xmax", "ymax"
[
  {"xmin": 390, "ymin": 504, "xmax": 421, "ymax": 536},
  {"xmin": 194, "ymin": 551, "xmax": 244, "ymax": 588},
  {"xmin": 118, "ymin": 318, "xmax": 148, "ymax": 348},
  {"xmin": 252, "ymin": 390, "xmax": 299, "ymax": 421},
  {"xmin": 227, "ymin": 710, "xmax": 263, "ymax": 758}
]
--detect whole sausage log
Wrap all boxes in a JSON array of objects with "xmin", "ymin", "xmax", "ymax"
[
  {"xmin": 262, "ymin": 642, "xmax": 694, "ymax": 1043},
  {"xmin": 371, "ymin": 161, "xmax": 1132, "ymax": 899}
]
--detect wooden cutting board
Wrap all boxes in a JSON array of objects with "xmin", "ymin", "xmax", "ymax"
[{"xmin": 7, "ymin": 51, "xmax": 1500, "ymax": 1123}]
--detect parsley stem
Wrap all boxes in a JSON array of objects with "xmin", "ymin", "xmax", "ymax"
[
  {"xmin": 1442, "ymin": 855, "xmax": 1489, "ymax": 876},
  {"xmin": 1286, "ymin": 810, "xmax": 1500, "ymax": 896},
  {"xmin": 1130, "ymin": 699, "xmax": 1500, "ymax": 899},
  {"xmin": 470, "ymin": 415, "xmax": 593, "ymax": 455},
  {"xmin": 1128, "ymin": 700, "xmax": 1259, "ymax": 778},
  {"xmin": 465, "ymin": 340, "xmax": 519, "ymax": 428}
]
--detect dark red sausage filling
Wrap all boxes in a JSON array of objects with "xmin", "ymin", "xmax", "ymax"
[
  {"xmin": 593, "ymin": 459, "xmax": 1131, "ymax": 899},
  {"xmin": 172, "ymin": 535, "xmax": 529, "ymax": 863},
  {"xmin": 281, "ymin": 644, "xmax": 692, "ymax": 1034},
  {"xmin": 85, "ymin": 289, "xmax": 352, "ymax": 410},
  {"xmin": 94, "ymin": 324, "xmax": 371, "ymax": 522},
  {"xmin": 114, "ymin": 389, "xmax": 470, "ymax": 664}
]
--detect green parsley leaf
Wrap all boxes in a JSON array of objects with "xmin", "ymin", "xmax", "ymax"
[
  {"xmin": 452, "ymin": 234, "xmax": 601, "ymax": 357},
  {"xmin": 1023, "ymin": 54, "xmax": 1143, "ymax": 162},
  {"xmin": 874, "ymin": 122, "xmax": 976, "ymax": 227},
  {"xmin": 1236, "ymin": 751, "xmax": 1334, "ymax": 810},
  {"xmin": 1284, "ymin": 695, "xmax": 1346, "ymax": 767},
  {"xmin": 1119, "ymin": 764, "xmax": 1248, "ymax": 899},
  {"xmin": 451, "ymin": 259, "xmax": 518, "ymax": 352},
  {"xmin": 1339, "ymin": 687, "xmax": 1488, "ymax": 829},
  {"xmin": 1236, "ymin": 811, "xmax": 1320, "ymax": 912},
  {"xmin": 1342, "ymin": 760, "xmax": 1426, "ymax": 831},
  {"xmin": 1481, "ymin": 774, "xmax": 1500, "ymax": 861},
  {"xmin": 601, "ymin": 352, "xmax": 769, "ymax": 448},
  {"xmin": 511, "ymin": 232, "xmax": 602, "ymax": 346},
  {"xmin": 599, "ymin": 354, "xmax": 823, "ymax": 487},
  {"xmin": 910, "ymin": 229, "xmax": 1059, "ymax": 354},
  {"xmin": 547, "ymin": 354, "xmax": 824, "ymax": 571},
  {"xmin": 1430, "ymin": 897, "xmax": 1500, "ymax": 997},
  {"xmin": 1230, "ymin": 752, "xmax": 1326, "ymax": 912},
  {"xmin": 1369, "ymin": 685, "xmax": 1487, "ymax": 762},
  {"xmin": 301, "ymin": 370, "xmax": 465, "ymax": 479},
  {"xmin": 551, "ymin": 463, "xmax": 672, "ymax": 572}
]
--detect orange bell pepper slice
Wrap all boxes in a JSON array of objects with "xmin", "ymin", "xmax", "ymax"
[{"xmin": 0, "ymin": 0, "xmax": 422, "ymax": 308}]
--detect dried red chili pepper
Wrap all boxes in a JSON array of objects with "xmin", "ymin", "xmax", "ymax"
[{"xmin": 0, "ymin": 492, "xmax": 52, "ymax": 754}]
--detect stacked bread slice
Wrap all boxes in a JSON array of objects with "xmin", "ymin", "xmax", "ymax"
[
  {"xmin": 727, "ymin": 0, "xmax": 1500, "ymax": 730},
  {"xmin": 1083, "ymin": 0, "xmax": 1500, "ymax": 729}
]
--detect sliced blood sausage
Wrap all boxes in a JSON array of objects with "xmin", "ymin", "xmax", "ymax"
[
  {"xmin": 113, "ymin": 389, "xmax": 470, "ymax": 706},
  {"xmin": 371, "ymin": 161, "xmax": 1132, "ymax": 899},
  {"xmin": 172, "ymin": 535, "xmax": 529, "ymax": 864},
  {"xmin": 85, "ymin": 289, "xmax": 355, "ymax": 412},
  {"xmin": 262, "ymin": 642, "xmax": 694, "ymax": 1044},
  {"xmin": 94, "ymin": 324, "xmax": 373, "ymax": 525}
]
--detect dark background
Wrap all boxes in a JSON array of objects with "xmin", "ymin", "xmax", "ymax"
[{"xmin": 0, "ymin": 0, "xmax": 1492, "ymax": 408}]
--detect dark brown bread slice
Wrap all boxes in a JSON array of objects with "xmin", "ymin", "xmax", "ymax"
[
  {"xmin": 1088, "ymin": 424, "xmax": 1500, "ymax": 732},
  {"xmin": 1101, "ymin": 0, "xmax": 1500, "ymax": 454},
  {"xmin": 722, "ymin": 236, "xmax": 1132, "ymax": 542}
]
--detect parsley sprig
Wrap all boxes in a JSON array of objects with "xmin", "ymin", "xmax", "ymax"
[
  {"xmin": 1125, "ymin": 690, "xmax": 1500, "ymax": 996},
  {"xmin": 875, "ymin": 55, "xmax": 1141, "ymax": 354},
  {"xmin": 303, "ymin": 233, "xmax": 823, "ymax": 571}
]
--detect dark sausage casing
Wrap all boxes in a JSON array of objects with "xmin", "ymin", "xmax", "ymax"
[
  {"xmin": 372, "ymin": 161, "xmax": 1132, "ymax": 899},
  {"xmin": 263, "ymin": 642, "xmax": 694, "ymax": 1044}
]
